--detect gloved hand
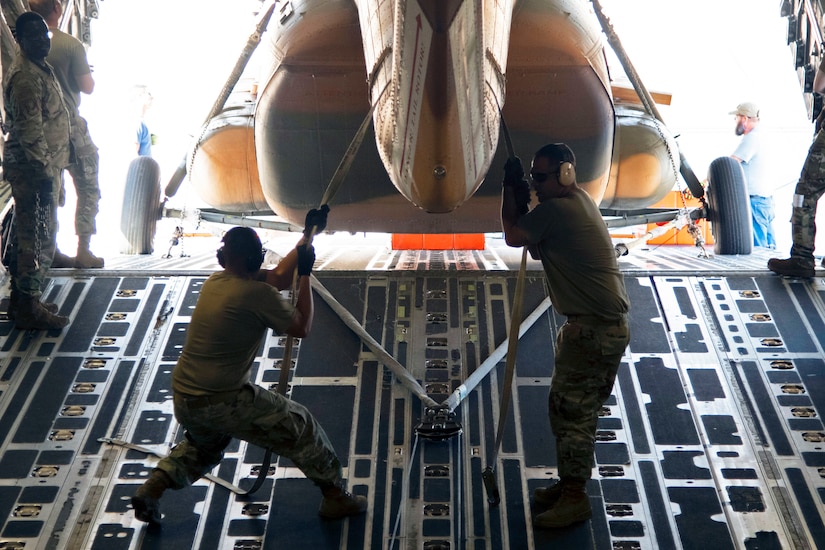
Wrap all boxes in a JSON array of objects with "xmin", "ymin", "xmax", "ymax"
[
  {"xmin": 304, "ymin": 204, "xmax": 330, "ymax": 237},
  {"xmin": 514, "ymin": 184, "xmax": 531, "ymax": 216},
  {"xmin": 502, "ymin": 157, "xmax": 525, "ymax": 188},
  {"xmin": 37, "ymin": 177, "xmax": 53, "ymax": 206},
  {"xmin": 816, "ymin": 107, "xmax": 825, "ymax": 134},
  {"xmin": 296, "ymin": 243, "xmax": 316, "ymax": 276}
]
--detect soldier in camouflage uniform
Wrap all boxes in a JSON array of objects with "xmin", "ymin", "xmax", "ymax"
[
  {"xmin": 30, "ymin": 0, "xmax": 103, "ymax": 269},
  {"xmin": 2, "ymin": 12, "xmax": 70, "ymax": 330},
  {"xmin": 132, "ymin": 214, "xmax": 367, "ymax": 524},
  {"xmin": 501, "ymin": 143, "xmax": 630, "ymax": 529},
  {"xmin": 768, "ymin": 57, "xmax": 825, "ymax": 277}
]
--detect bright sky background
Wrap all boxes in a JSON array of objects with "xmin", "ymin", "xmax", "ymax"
[{"xmin": 65, "ymin": 0, "xmax": 819, "ymax": 255}]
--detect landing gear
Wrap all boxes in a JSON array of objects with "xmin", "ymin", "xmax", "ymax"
[
  {"xmin": 120, "ymin": 157, "xmax": 162, "ymax": 254},
  {"xmin": 706, "ymin": 156, "xmax": 752, "ymax": 255}
]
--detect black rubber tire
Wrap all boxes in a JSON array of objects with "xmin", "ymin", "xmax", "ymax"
[
  {"xmin": 120, "ymin": 157, "xmax": 162, "ymax": 254},
  {"xmin": 706, "ymin": 156, "xmax": 752, "ymax": 255}
]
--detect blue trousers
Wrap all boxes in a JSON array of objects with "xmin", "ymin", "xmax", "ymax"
[{"xmin": 750, "ymin": 195, "xmax": 776, "ymax": 248}]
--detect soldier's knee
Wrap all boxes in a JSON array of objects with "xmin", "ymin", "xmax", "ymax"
[
  {"xmin": 550, "ymin": 390, "xmax": 589, "ymax": 421},
  {"xmin": 16, "ymin": 251, "xmax": 37, "ymax": 269}
]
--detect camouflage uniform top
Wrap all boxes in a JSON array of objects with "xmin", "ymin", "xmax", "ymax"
[{"xmin": 2, "ymin": 54, "xmax": 71, "ymax": 176}]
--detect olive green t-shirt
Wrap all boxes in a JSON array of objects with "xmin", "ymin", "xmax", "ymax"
[
  {"xmin": 46, "ymin": 28, "xmax": 90, "ymax": 113},
  {"xmin": 172, "ymin": 271, "xmax": 295, "ymax": 396},
  {"xmin": 517, "ymin": 187, "xmax": 629, "ymax": 319}
]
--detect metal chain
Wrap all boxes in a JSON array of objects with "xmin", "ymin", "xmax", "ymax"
[
  {"xmin": 650, "ymin": 118, "xmax": 707, "ymax": 256},
  {"xmin": 651, "ymin": 117, "xmax": 683, "ymax": 205},
  {"xmin": 34, "ymin": 191, "xmax": 46, "ymax": 267}
]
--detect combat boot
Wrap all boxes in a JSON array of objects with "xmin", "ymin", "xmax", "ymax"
[
  {"xmin": 15, "ymin": 295, "xmax": 69, "ymax": 330},
  {"xmin": 533, "ymin": 478, "xmax": 567, "ymax": 506},
  {"xmin": 533, "ymin": 478, "xmax": 591, "ymax": 529},
  {"xmin": 51, "ymin": 249, "xmax": 76, "ymax": 268},
  {"xmin": 131, "ymin": 468, "xmax": 171, "ymax": 524},
  {"xmin": 6, "ymin": 288, "xmax": 58, "ymax": 320},
  {"xmin": 767, "ymin": 257, "xmax": 815, "ymax": 278},
  {"xmin": 75, "ymin": 236, "xmax": 104, "ymax": 269},
  {"xmin": 319, "ymin": 484, "xmax": 368, "ymax": 519}
]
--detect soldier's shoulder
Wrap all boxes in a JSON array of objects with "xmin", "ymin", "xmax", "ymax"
[{"xmin": 7, "ymin": 64, "xmax": 43, "ymax": 90}]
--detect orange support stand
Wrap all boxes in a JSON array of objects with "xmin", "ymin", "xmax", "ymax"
[{"xmin": 392, "ymin": 234, "xmax": 486, "ymax": 250}]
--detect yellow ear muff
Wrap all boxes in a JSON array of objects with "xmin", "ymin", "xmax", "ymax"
[{"xmin": 558, "ymin": 161, "xmax": 575, "ymax": 186}]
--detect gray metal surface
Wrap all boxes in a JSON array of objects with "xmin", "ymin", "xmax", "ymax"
[{"xmin": 0, "ymin": 243, "xmax": 823, "ymax": 549}]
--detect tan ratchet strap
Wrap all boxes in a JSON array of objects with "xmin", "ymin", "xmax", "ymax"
[{"xmin": 482, "ymin": 105, "xmax": 529, "ymax": 507}]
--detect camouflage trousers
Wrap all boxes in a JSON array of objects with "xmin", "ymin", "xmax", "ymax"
[
  {"xmin": 549, "ymin": 316, "xmax": 630, "ymax": 480},
  {"xmin": 790, "ymin": 129, "xmax": 825, "ymax": 261},
  {"xmin": 5, "ymin": 165, "xmax": 61, "ymax": 297},
  {"xmin": 65, "ymin": 116, "xmax": 101, "ymax": 237},
  {"xmin": 158, "ymin": 384, "xmax": 343, "ymax": 490}
]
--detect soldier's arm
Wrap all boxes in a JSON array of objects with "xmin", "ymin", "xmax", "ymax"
[
  {"xmin": 65, "ymin": 37, "xmax": 94, "ymax": 95},
  {"xmin": 259, "ymin": 239, "xmax": 304, "ymax": 290},
  {"xmin": 8, "ymin": 76, "xmax": 51, "ymax": 169},
  {"xmin": 501, "ymin": 186, "xmax": 531, "ymax": 247},
  {"xmin": 814, "ymin": 57, "xmax": 825, "ymax": 95},
  {"xmin": 76, "ymin": 72, "xmax": 94, "ymax": 95}
]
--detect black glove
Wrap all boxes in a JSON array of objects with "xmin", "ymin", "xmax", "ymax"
[
  {"xmin": 304, "ymin": 204, "xmax": 330, "ymax": 237},
  {"xmin": 816, "ymin": 107, "xmax": 825, "ymax": 134},
  {"xmin": 37, "ymin": 177, "xmax": 53, "ymax": 206},
  {"xmin": 502, "ymin": 157, "xmax": 525, "ymax": 188},
  {"xmin": 296, "ymin": 243, "xmax": 316, "ymax": 276},
  {"xmin": 514, "ymin": 184, "xmax": 531, "ymax": 216}
]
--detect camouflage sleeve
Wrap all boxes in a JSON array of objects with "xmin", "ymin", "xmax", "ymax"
[{"xmin": 7, "ymin": 73, "xmax": 51, "ymax": 170}]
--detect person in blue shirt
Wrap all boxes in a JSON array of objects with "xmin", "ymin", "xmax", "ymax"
[
  {"xmin": 132, "ymin": 84, "xmax": 153, "ymax": 157},
  {"xmin": 730, "ymin": 102, "xmax": 776, "ymax": 248}
]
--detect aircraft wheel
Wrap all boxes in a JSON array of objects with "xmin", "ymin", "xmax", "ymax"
[
  {"xmin": 120, "ymin": 156, "xmax": 162, "ymax": 254},
  {"xmin": 706, "ymin": 156, "xmax": 752, "ymax": 255}
]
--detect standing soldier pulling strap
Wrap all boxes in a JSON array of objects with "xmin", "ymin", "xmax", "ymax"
[{"xmin": 500, "ymin": 143, "xmax": 630, "ymax": 528}]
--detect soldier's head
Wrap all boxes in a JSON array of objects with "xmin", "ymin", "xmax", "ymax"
[
  {"xmin": 28, "ymin": 0, "xmax": 63, "ymax": 26},
  {"xmin": 216, "ymin": 227, "xmax": 265, "ymax": 275},
  {"xmin": 531, "ymin": 143, "xmax": 577, "ymax": 201},
  {"xmin": 14, "ymin": 12, "xmax": 50, "ymax": 61}
]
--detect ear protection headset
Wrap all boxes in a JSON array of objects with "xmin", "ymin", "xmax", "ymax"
[
  {"xmin": 558, "ymin": 159, "xmax": 576, "ymax": 186},
  {"xmin": 217, "ymin": 227, "xmax": 265, "ymax": 272},
  {"xmin": 536, "ymin": 142, "xmax": 577, "ymax": 186},
  {"xmin": 555, "ymin": 146, "xmax": 576, "ymax": 186}
]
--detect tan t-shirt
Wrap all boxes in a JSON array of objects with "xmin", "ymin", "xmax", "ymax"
[
  {"xmin": 517, "ymin": 187, "xmax": 629, "ymax": 319},
  {"xmin": 172, "ymin": 271, "xmax": 295, "ymax": 396}
]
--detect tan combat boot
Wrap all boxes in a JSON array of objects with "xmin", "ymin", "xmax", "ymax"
[
  {"xmin": 533, "ymin": 478, "xmax": 591, "ymax": 529},
  {"xmin": 51, "ymin": 249, "xmax": 76, "ymax": 268},
  {"xmin": 131, "ymin": 468, "xmax": 172, "ymax": 524},
  {"xmin": 75, "ymin": 236, "xmax": 104, "ymax": 269},
  {"xmin": 319, "ymin": 484, "xmax": 368, "ymax": 519},
  {"xmin": 15, "ymin": 295, "xmax": 69, "ymax": 330},
  {"xmin": 767, "ymin": 257, "xmax": 815, "ymax": 278},
  {"xmin": 533, "ymin": 478, "xmax": 567, "ymax": 506},
  {"xmin": 6, "ymin": 288, "xmax": 58, "ymax": 320}
]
